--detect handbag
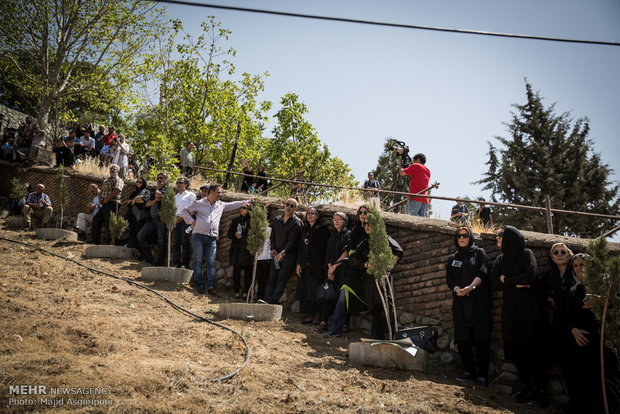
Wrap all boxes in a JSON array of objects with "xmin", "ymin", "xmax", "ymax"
[
  {"xmin": 394, "ymin": 326, "xmax": 439, "ymax": 353},
  {"xmin": 316, "ymin": 280, "xmax": 338, "ymax": 302}
]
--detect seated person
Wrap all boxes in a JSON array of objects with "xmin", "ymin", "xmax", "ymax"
[
  {"xmin": 75, "ymin": 184, "xmax": 101, "ymax": 241},
  {"xmin": 23, "ymin": 183, "xmax": 53, "ymax": 229},
  {"xmin": 54, "ymin": 138, "xmax": 75, "ymax": 167}
]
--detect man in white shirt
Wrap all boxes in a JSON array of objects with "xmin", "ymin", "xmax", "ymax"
[
  {"xmin": 172, "ymin": 177, "xmax": 196, "ymax": 268},
  {"xmin": 111, "ymin": 135, "xmax": 130, "ymax": 178},
  {"xmin": 75, "ymin": 184, "xmax": 101, "ymax": 241},
  {"xmin": 79, "ymin": 131, "xmax": 96, "ymax": 158}
]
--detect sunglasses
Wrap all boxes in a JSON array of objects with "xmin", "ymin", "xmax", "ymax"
[
  {"xmin": 240, "ymin": 206, "xmax": 248, "ymax": 210},
  {"xmin": 176, "ymin": 182, "xmax": 184, "ymax": 185},
  {"xmin": 358, "ymin": 211, "xmax": 368, "ymax": 215},
  {"xmin": 456, "ymin": 233, "xmax": 469, "ymax": 239},
  {"xmin": 553, "ymin": 250, "xmax": 567, "ymax": 256},
  {"xmin": 496, "ymin": 232, "xmax": 504, "ymax": 238},
  {"xmin": 285, "ymin": 203, "xmax": 296, "ymax": 208},
  {"xmin": 307, "ymin": 211, "xmax": 317, "ymax": 216}
]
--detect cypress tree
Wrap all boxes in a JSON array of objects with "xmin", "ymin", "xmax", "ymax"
[
  {"xmin": 245, "ymin": 200, "xmax": 269, "ymax": 303},
  {"xmin": 158, "ymin": 188, "xmax": 177, "ymax": 268},
  {"xmin": 109, "ymin": 213, "xmax": 128, "ymax": 246},
  {"xmin": 55, "ymin": 166, "xmax": 68, "ymax": 228}
]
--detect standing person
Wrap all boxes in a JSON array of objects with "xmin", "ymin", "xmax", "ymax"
[
  {"xmin": 349, "ymin": 205, "xmax": 369, "ymax": 249},
  {"xmin": 22, "ymin": 184, "xmax": 53, "ymax": 229},
  {"xmin": 94, "ymin": 125, "xmax": 106, "ymax": 153},
  {"xmin": 182, "ymin": 184, "xmax": 249, "ymax": 294},
  {"xmin": 179, "ymin": 142, "xmax": 194, "ymax": 176},
  {"xmin": 137, "ymin": 172, "xmax": 168, "ymax": 265},
  {"xmin": 240, "ymin": 161, "xmax": 254, "ymax": 193},
  {"xmin": 124, "ymin": 177, "xmax": 149, "ymax": 249},
  {"xmin": 398, "ymin": 153, "xmax": 431, "ymax": 217},
  {"xmin": 75, "ymin": 184, "xmax": 101, "ymax": 241},
  {"xmin": 227, "ymin": 202, "xmax": 253, "ymax": 299},
  {"xmin": 446, "ymin": 226, "xmax": 492, "ymax": 387},
  {"xmin": 493, "ymin": 225, "xmax": 549, "ymax": 407},
  {"xmin": 101, "ymin": 126, "xmax": 117, "ymax": 148},
  {"xmin": 263, "ymin": 198, "xmax": 303, "ymax": 304},
  {"xmin": 363, "ymin": 172, "xmax": 381, "ymax": 210},
  {"xmin": 172, "ymin": 177, "xmax": 196, "ymax": 268},
  {"xmin": 111, "ymin": 135, "xmax": 130, "ymax": 178},
  {"xmin": 317, "ymin": 212, "xmax": 351, "ymax": 333},
  {"xmin": 296, "ymin": 206, "xmax": 330, "ymax": 325},
  {"xmin": 476, "ymin": 198, "xmax": 493, "ymax": 229},
  {"xmin": 255, "ymin": 165, "xmax": 268, "ymax": 193},
  {"xmin": 450, "ymin": 199, "xmax": 470, "ymax": 224},
  {"xmin": 91, "ymin": 164, "xmax": 124, "ymax": 245}
]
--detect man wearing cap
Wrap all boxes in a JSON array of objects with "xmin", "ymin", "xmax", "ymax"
[{"xmin": 363, "ymin": 172, "xmax": 381, "ymax": 210}]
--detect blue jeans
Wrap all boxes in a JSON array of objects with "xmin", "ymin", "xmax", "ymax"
[
  {"xmin": 328, "ymin": 289, "xmax": 347, "ymax": 335},
  {"xmin": 192, "ymin": 233, "xmax": 217, "ymax": 289},
  {"xmin": 407, "ymin": 200, "xmax": 429, "ymax": 217}
]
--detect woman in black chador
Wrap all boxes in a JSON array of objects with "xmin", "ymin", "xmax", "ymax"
[
  {"xmin": 227, "ymin": 203, "xmax": 253, "ymax": 300},
  {"xmin": 295, "ymin": 207, "xmax": 330, "ymax": 325},
  {"xmin": 493, "ymin": 225, "xmax": 549, "ymax": 408},
  {"xmin": 445, "ymin": 226, "xmax": 492, "ymax": 387}
]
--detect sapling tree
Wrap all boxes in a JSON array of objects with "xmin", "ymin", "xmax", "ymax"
[
  {"xmin": 108, "ymin": 213, "xmax": 128, "ymax": 246},
  {"xmin": 366, "ymin": 207, "xmax": 398, "ymax": 340},
  {"xmin": 9, "ymin": 177, "xmax": 25, "ymax": 215},
  {"xmin": 584, "ymin": 236, "xmax": 620, "ymax": 414},
  {"xmin": 158, "ymin": 188, "xmax": 177, "ymax": 268},
  {"xmin": 55, "ymin": 166, "xmax": 68, "ymax": 228},
  {"xmin": 245, "ymin": 200, "xmax": 269, "ymax": 303}
]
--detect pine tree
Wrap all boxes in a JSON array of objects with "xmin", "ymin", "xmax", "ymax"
[
  {"xmin": 245, "ymin": 200, "xmax": 269, "ymax": 303},
  {"xmin": 366, "ymin": 207, "xmax": 398, "ymax": 339},
  {"xmin": 55, "ymin": 167, "xmax": 68, "ymax": 228},
  {"xmin": 584, "ymin": 237, "xmax": 620, "ymax": 414},
  {"xmin": 371, "ymin": 138, "xmax": 410, "ymax": 211},
  {"xmin": 158, "ymin": 189, "xmax": 177, "ymax": 268},
  {"xmin": 477, "ymin": 81, "xmax": 619, "ymax": 237},
  {"xmin": 109, "ymin": 213, "xmax": 128, "ymax": 246}
]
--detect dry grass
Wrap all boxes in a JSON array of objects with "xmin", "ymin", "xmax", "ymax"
[
  {"xmin": 73, "ymin": 157, "xmax": 108, "ymax": 178},
  {"xmin": 0, "ymin": 226, "xmax": 548, "ymax": 413}
]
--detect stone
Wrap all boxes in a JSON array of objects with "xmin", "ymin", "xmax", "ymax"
[
  {"xmin": 0, "ymin": 210, "xmax": 9, "ymax": 219},
  {"xmin": 436, "ymin": 335, "xmax": 450, "ymax": 349},
  {"xmin": 499, "ymin": 371, "xmax": 519, "ymax": 382},
  {"xmin": 418, "ymin": 316, "xmax": 440, "ymax": 326},
  {"xmin": 501, "ymin": 362, "xmax": 518, "ymax": 373},
  {"xmin": 290, "ymin": 300, "xmax": 300, "ymax": 313},
  {"xmin": 214, "ymin": 260, "xmax": 221, "ymax": 269},
  {"xmin": 216, "ymin": 268, "xmax": 225, "ymax": 278},
  {"xmin": 35, "ymin": 228, "xmax": 78, "ymax": 241},
  {"xmin": 449, "ymin": 338, "xmax": 458, "ymax": 352},
  {"xmin": 218, "ymin": 303, "xmax": 282, "ymax": 321},
  {"xmin": 84, "ymin": 245, "xmax": 137, "ymax": 259},
  {"xmin": 439, "ymin": 351, "xmax": 454, "ymax": 364},
  {"xmin": 398, "ymin": 311, "xmax": 416, "ymax": 325},
  {"xmin": 141, "ymin": 266, "xmax": 193, "ymax": 283},
  {"xmin": 348, "ymin": 342, "xmax": 428, "ymax": 372}
]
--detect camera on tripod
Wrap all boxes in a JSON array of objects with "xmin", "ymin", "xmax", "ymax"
[{"xmin": 390, "ymin": 140, "xmax": 412, "ymax": 168}]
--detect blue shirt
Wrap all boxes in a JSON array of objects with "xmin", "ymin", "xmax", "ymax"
[{"xmin": 26, "ymin": 192, "xmax": 51, "ymax": 207}]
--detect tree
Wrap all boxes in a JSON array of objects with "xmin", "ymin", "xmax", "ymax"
[
  {"xmin": 366, "ymin": 207, "xmax": 398, "ymax": 340},
  {"xmin": 245, "ymin": 200, "xmax": 269, "ymax": 303},
  {"xmin": 584, "ymin": 237, "xmax": 620, "ymax": 414},
  {"xmin": 0, "ymin": 0, "xmax": 165, "ymax": 131},
  {"xmin": 158, "ymin": 189, "xmax": 177, "ymax": 268},
  {"xmin": 108, "ymin": 213, "xmax": 128, "ymax": 246},
  {"xmin": 371, "ymin": 138, "xmax": 411, "ymax": 211},
  {"xmin": 477, "ymin": 81, "xmax": 619, "ymax": 237},
  {"xmin": 55, "ymin": 166, "xmax": 67, "ymax": 228},
  {"xmin": 264, "ymin": 93, "xmax": 357, "ymax": 204}
]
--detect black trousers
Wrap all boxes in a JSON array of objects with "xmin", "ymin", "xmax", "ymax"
[
  {"xmin": 456, "ymin": 327, "xmax": 491, "ymax": 380},
  {"xmin": 171, "ymin": 221, "xmax": 191, "ymax": 267},
  {"xmin": 255, "ymin": 260, "xmax": 271, "ymax": 301},
  {"xmin": 233, "ymin": 264, "xmax": 253, "ymax": 295},
  {"xmin": 264, "ymin": 254, "xmax": 296, "ymax": 304},
  {"xmin": 91, "ymin": 202, "xmax": 119, "ymax": 244}
]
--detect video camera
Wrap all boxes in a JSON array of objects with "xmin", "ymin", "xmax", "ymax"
[{"xmin": 390, "ymin": 140, "xmax": 412, "ymax": 168}]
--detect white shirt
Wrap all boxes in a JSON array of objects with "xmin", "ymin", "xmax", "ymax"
[
  {"xmin": 175, "ymin": 190, "xmax": 197, "ymax": 216},
  {"xmin": 257, "ymin": 227, "xmax": 272, "ymax": 261},
  {"xmin": 112, "ymin": 142, "xmax": 130, "ymax": 168},
  {"xmin": 80, "ymin": 136, "xmax": 95, "ymax": 150}
]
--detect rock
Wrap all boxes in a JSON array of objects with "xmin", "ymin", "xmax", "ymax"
[
  {"xmin": 436, "ymin": 335, "xmax": 450, "ymax": 349},
  {"xmin": 35, "ymin": 228, "xmax": 78, "ymax": 241},
  {"xmin": 499, "ymin": 371, "xmax": 520, "ymax": 381},
  {"xmin": 290, "ymin": 300, "xmax": 300, "ymax": 313},
  {"xmin": 418, "ymin": 316, "xmax": 440, "ymax": 326},
  {"xmin": 215, "ymin": 260, "xmax": 221, "ymax": 269},
  {"xmin": 348, "ymin": 342, "xmax": 428, "ymax": 372},
  {"xmin": 449, "ymin": 338, "xmax": 458, "ymax": 352},
  {"xmin": 0, "ymin": 210, "xmax": 9, "ymax": 219},
  {"xmin": 501, "ymin": 362, "xmax": 518, "ymax": 373},
  {"xmin": 141, "ymin": 266, "xmax": 193, "ymax": 283},
  {"xmin": 439, "ymin": 352, "xmax": 454, "ymax": 364},
  {"xmin": 84, "ymin": 245, "xmax": 137, "ymax": 259},
  {"xmin": 398, "ymin": 311, "xmax": 416, "ymax": 325},
  {"xmin": 218, "ymin": 303, "xmax": 282, "ymax": 321},
  {"xmin": 225, "ymin": 265, "xmax": 234, "ymax": 278},
  {"xmin": 216, "ymin": 268, "xmax": 225, "ymax": 278}
]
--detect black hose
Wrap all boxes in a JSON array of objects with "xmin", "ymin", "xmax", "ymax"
[{"xmin": 0, "ymin": 235, "xmax": 250, "ymax": 383}]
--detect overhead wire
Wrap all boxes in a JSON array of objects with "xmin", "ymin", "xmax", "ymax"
[
  {"xmin": 0, "ymin": 235, "xmax": 250, "ymax": 383},
  {"xmin": 152, "ymin": 0, "xmax": 620, "ymax": 47}
]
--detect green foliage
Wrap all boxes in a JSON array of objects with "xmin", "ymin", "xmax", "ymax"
[
  {"xmin": 246, "ymin": 200, "xmax": 269, "ymax": 255},
  {"xmin": 10, "ymin": 177, "xmax": 25, "ymax": 200},
  {"xmin": 55, "ymin": 166, "xmax": 68, "ymax": 228},
  {"xmin": 264, "ymin": 93, "xmax": 357, "ymax": 203},
  {"xmin": 109, "ymin": 213, "xmax": 128, "ymax": 245},
  {"xmin": 366, "ymin": 207, "xmax": 397, "ymax": 280},
  {"xmin": 371, "ymin": 138, "xmax": 410, "ymax": 211},
  {"xmin": 158, "ymin": 189, "xmax": 178, "ymax": 230},
  {"xmin": 477, "ymin": 81, "xmax": 619, "ymax": 237},
  {"xmin": 584, "ymin": 237, "xmax": 620, "ymax": 354}
]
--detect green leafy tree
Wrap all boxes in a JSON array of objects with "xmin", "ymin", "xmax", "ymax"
[
  {"xmin": 371, "ymin": 138, "xmax": 410, "ymax": 211},
  {"xmin": 366, "ymin": 207, "xmax": 398, "ymax": 340},
  {"xmin": 109, "ymin": 213, "xmax": 128, "ymax": 246},
  {"xmin": 55, "ymin": 166, "xmax": 68, "ymax": 228},
  {"xmin": 10, "ymin": 177, "xmax": 25, "ymax": 200},
  {"xmin": 584, "ymin": 237, "xmax": 620, "ymax": 413},
  {"xmin": 265, "ymin": 93, "xmax": 357, "ymax": 204},
  {"xmin": 245, "ymin": 200, "xmax": 269, "ymax": 303},
  {"xmin": 158, "ymin": 189, "xmax": 177, "ymax": 268},
  {"xmin": 0, "ymin": 0, "xmax": 165, "ymax": 131},
  {"xmin": 477, "ymin": 81, "xmax": 619, "ymax": 237}
]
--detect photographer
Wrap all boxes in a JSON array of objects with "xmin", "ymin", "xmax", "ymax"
[
  {"xmin": 398, "ymin": 153, "xmax": 431, "ymax": 217},
  {"xmin": 111, "ymin": 135, "xmax": 130, "ymax": 178}
]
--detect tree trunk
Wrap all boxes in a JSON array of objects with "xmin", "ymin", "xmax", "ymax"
[
  {"xmin": 247, "ymin": 253, "xmax": 258, "ymax": 304},
  {"xmin": 386, "ymin": 274, "xmax": 398, "ymax": 335},
  {"xmin": 167, "ymin": 229, "xmax": 172, "ymax": 268},
  {"xmin": 600, "ymin": 283, "xmax": 612, "ymax": 414},
  {"xmin": 375, "ymin": 278, "xmax": 392, "ymax": 340}
]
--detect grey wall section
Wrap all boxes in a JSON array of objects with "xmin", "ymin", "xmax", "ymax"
[{"xmin": 2, "ymin": 165, "xmax": 619, "ymax": 363}]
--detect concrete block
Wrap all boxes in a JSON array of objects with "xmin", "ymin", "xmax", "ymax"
[
  {"xmin": 84, "ymin": 245, "xmax": 137, "ymax": 259},
  {"xmin": 35, "ymin": 228, "xmax": 77, "ymax": 241},
  {"xmin": 398, "ymin": 311, "xmax": 416, "ymax": 325},
  {"xmin": 348, "ymin": 342, "xmax": 428, "ymax": 372},
  {"xmin": 141, "ymin": 266, "xmax": 193, "ymax": 283},
  {"xmin": 218, "ymin": 303, "xmax": 282, "ymax": 321},
  {"xmin": 0, "ymin": 210, "xmax": 9, "ymax": 219}
]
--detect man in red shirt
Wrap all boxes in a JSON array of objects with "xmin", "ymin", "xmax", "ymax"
[
  {"xmin": 399, "ymin": 153, "xmax": 431, "ymax": 217},
  {"xmin": 101, "ymin": 126, "xmax": 118, "ymax": 147}
]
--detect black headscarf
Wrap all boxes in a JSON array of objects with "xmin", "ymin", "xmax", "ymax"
[
  {"xmin": 129, "ymin": 177, "xmax": 148, "ymax": 199},
  {"xmin": 454, "ymin": 225, "xmax": 475, "ymax": 253}
]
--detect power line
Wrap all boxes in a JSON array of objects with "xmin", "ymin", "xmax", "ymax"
[{"xmin": 152, "ymin": 0, "xmax": 620, "ymax": 47}]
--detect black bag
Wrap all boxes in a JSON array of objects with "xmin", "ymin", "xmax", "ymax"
[
  {"xmin": 317, "ymin": 280, "xmax": 338, "ymax": 302},
  {"xmin": 395, "ymin": 326, "xmax": 439, "ymax": 353}
]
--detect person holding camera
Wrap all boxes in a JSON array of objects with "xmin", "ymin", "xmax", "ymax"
[
  {"xmin": 398, "ymin": 153, "xmax": 431, "ymax": 217},
  {"xmin": 111, "ymin": 135, "xmax": 130, "ymax": 178}
]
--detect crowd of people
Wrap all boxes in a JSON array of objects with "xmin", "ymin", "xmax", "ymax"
[{"xmin": 447, "ymin": 224, "xmax": 619, "ymax": 411}]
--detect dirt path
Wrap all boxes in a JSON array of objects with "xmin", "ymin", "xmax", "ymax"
[{"xmin": 0, "ymin": 228, "xmax": 558, "ymax": 413}]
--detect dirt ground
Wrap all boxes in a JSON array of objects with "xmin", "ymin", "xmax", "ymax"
[{"xmin": 0, "ymin": 226, "xmax": 563, "ymax": 413}]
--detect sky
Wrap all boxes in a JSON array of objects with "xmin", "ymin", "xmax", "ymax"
[{"xmin": 163, "ymin": 0, "xmax": 620, "ymax": 232}]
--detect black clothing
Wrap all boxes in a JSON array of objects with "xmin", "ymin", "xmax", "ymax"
[
  {"xmin": 349, "ymin": 223, "xmax": 368, "ymax": 250},
  {"xmin": 542, "ymin": 261, "xmax": 575, "ymax": 363},
  {"xmin": 54, "ymin": 145, "xmax": 74, "ymax": 167},
  {"xmin": 264, "ymin": 214, "xmax": 303, "ymax": 304},
  {"xmin": 296, "ymin": 221, "xmax": 330, "ymax": 310},
  {"xmin": 446, "ymin": 226, "xmax": 492, "ymax": 379},
  {"xmin": 241, "ymin": 167, "xmax": 253, "ymax": 193},
  {"xmin": 124, "ymin": 184, "xmax": 150, "ymax": 249},
  {"xmin": 478, "ymin": 207, "xmax": 492, "ymax": 227},
  {"xmin": 493, "ymin": 225, "xmax": 546, "ymax": 391},
  {"xmin": 227, "ymin": 214, "xmax": 253, "ymax": 295},
  {"xmin": 319, "ymin": 227, "xmax": 351, "ymax": 323},
  {"xmin": 255, "ymin": 170, "xmax": 268, "ymax": 192}
]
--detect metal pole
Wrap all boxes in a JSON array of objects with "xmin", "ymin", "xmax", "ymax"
[
  {"xmin": 223, "ymin": 122, "xmax": 241, "ymax": 190},
  {"xmin": 602, "ymin": 225, "xmax": 620, "ymax": 239},
  {"xmin": 545, "ymin": 194, "xmax": 553, "ymax": 234}
]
